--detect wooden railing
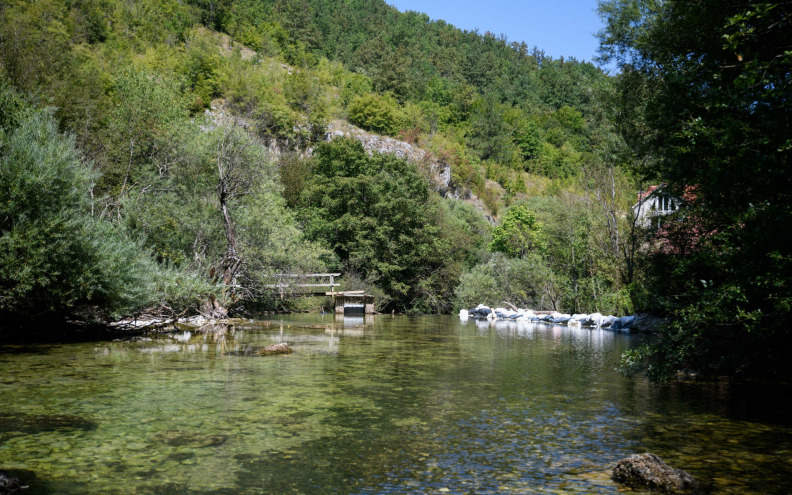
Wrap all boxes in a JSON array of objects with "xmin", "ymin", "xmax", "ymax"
[{"xmin": 265, "ymin": 273, "xmax": 342, "ymax": 298}]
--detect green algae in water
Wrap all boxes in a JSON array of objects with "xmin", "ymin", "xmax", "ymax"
[{"xmin": 1, "ymin": 315, "xmax": 791, "ymax": 494}]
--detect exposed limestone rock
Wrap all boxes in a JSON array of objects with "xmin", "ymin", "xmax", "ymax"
[
  {"xmin": 612, "ymin": 453, "xmax": 697, "ymax": 493},
  {"xmin": 324, "ymin": 122, "xmax": 451, "ymax": 195},
  {"xmin": 203, "ymin": 101, "xmax": 494, "ymax": 217}
]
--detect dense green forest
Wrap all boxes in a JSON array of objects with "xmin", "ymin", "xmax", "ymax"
[{"xmin": 1, "ymin": 0, "xmax": 789, "ymax": 380}]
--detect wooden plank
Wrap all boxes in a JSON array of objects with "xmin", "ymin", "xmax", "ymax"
[
  {"xmin": 283, "ymin": 292, "xmax": 335, "ymax": 297},
  {"xmin": 271, "ymin": 273, "xmax": 341, "ymax": 277},
  {"xmin": 263, "ymin": 284, "xmax": 341, "ymax": 288}
]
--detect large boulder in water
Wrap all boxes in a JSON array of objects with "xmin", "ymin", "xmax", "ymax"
[
  {"xmin": 0, "ymin": 471, "xmax": 26, "ymax": 495},
  {"xmin": 612, "ymin": 453, "xmax": 697, "ymax": 493},
  {"xmin": 257, "ymin": 343, "xmax": 293, "ymax": 356},
  {"xmin": 600, "ymin": 315, "xmax": 617, "ymax": 328}
]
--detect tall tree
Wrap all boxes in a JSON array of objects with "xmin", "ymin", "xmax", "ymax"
[{"xmin": 599, "ymin": 0, "xmax": 792, "ymax": 380}]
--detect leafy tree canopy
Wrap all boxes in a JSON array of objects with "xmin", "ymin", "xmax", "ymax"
[{"xmin": 599, "ymin": 0, "xmax": 792, "ymax": 380}]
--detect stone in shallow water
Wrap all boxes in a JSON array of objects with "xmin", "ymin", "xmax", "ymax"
[
  {"xmin": 152, "ymin": 430, "xmax": 229, "ymax": 448},
  {"xmin": 257, "ymin": 343, "xmax": 293, "ymax": 356},
  {"xmin": 0, "ymin": 469, "xmax": 38, "ymax": 495},
  {"xmin": 0, "ymin": 472, "xmax": 25, "ymax": 495},
  {"xmin": 167, "ymin": 452, "xmax": 196, "ymax": 462},
  {"xmin": 612, "ymin": 453, "xmax": 697, "ymax": 493}
]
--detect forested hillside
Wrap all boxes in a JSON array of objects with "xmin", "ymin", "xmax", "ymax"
[{"xmin": 0, "ymin": 0, "xmax": 638, "ymax": 327}]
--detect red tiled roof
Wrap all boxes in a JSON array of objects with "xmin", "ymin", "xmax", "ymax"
[{"xmin": 637, "ymin": 184, "xmax": 661, "ymax": 203}]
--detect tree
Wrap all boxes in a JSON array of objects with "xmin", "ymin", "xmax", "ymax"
[
  {"xmin": 299, "ymin": 138, "xmax": 470, "ymax": 311},
  {"xmin": 0, "ymin": 105, "xmax": 211, "ymax": 324},
  {"xmin": 347, "ymin": 93, "xmax": 401, "ymax": 136},
  {"xmin": 123, "ymin": 118, "xmax": 328, "ymax": 312},
  {"xmin": 97, "ymin": 67, "xmax": 186, "ymax": 215},
  {"xmin": 467, "ymin": 93, "xmax": 516, "ymax": 164},
  {"xmin": 599, "ymin": 0, "xmax": 792, "ymax": 380},
  {"xmin": 489, "ymin": 203, "xmax": 543, "ymax": 259},
  {"xmin": 454, "ymin": 253, "xmax": 559, "ymax": 311}
]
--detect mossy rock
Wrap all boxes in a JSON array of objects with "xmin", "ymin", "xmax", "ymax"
[{"xmin": 257, "ymin": 343, "xmax": 293, "ymax": 356}]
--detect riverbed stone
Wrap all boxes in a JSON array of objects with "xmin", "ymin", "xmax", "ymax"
[
  {"xmin": 152, "ymin": 430, "xmax": 229, "ymax": 448},
  {"xmin": 612, "ymin": 453, "xmax": 697, "ymax": 493},
  {"xmin": 257, "ymin": 343, "xmax": 293, "ymax": 356},
  {"xmin": 0, "ymin": 473, "xmax": 21, "ymax": 495}
]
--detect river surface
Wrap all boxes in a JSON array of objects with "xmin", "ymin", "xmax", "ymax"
[{"xmin": 1, "ymin": 315, "xmax": 791, "ymax": 494}]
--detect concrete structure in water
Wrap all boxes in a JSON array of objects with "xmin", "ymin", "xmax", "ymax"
[
  {"xmin": 334, "ymin": 293, "xmax": 376, "ymax": 315},
  {"xmin": 264, "ymin": 273, "xmax": 375, "ymax": 314}
]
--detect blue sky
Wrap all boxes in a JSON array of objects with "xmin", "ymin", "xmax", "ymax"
[{"xmin": 387, "ymin": 0, "xmax": 605, "ymax": 64}]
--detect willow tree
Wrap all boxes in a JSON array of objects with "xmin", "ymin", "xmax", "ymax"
[{"xmin": 0, "ymin": 99, "xmax": 211, "ymax": 326}]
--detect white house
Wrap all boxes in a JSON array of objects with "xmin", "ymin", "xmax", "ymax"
[{"xmin": 632, "ymin": 184, "xmax": 682, "ymax": 228}]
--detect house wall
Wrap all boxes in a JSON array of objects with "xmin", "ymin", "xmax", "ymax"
[{"xmin": 633, "ymin": 189, "xmax": 679, "ymax": 228}]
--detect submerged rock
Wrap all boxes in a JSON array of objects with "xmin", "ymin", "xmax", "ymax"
[
  {"xmin": 152, "ymin": 430, "xmax": 228, "ymax": 448},
  {"xmin": 612, "ymin": 453, "xmax": 697, "ymax": 493},
  {"xmin": 257, "ymin": 343, "xmax": 293, "ymax": 356}
]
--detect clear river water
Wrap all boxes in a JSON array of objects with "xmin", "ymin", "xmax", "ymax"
[{"xmin": 1, "ymin": 315, "xmax": 791, "ymax": 494}]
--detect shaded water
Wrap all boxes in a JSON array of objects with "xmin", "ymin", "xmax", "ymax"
[{"xmin": 1, "ymin": 315, "xmax": 791, "ymax": 494}]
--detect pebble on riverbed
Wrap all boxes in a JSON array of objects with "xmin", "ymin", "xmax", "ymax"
[{"xmin": 612, "ymin": 453, "xmax": 698, "ymax": 493}]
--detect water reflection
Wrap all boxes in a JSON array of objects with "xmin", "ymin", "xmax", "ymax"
[{"xmin": 0, "ymin": 315, "xmax": 790, "ymax": 494}]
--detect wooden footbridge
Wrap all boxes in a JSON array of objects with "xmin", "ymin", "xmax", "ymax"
[{"xmin": 266, "ymin": 273, "xmax": 375, "ymax": 314}]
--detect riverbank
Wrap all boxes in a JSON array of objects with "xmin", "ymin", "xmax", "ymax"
[{"xmin": 0, "ymin": 307, "xmax": 670, "ymax": 346}]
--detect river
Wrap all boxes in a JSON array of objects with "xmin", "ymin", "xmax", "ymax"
[{"xmin": 1, "ymin": 315, "xmax": 791, "ymax": 494}]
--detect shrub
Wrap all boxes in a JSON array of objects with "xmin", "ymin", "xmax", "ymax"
[{"xmin": 347, "ymin": 93, "xmax": 401, "ymax": 136}]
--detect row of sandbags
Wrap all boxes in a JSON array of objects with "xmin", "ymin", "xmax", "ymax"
[{"xmin": 460, "ymin": 305, "xmax": 635, "ymax": 331}]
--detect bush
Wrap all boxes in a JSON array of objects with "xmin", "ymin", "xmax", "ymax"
[
  {"xmin": 454, "ymin": 253, "xmax": 559, "ymax": 310},
  {"xmin": 0, "ymin": 109, "xmax": 213, "ymax": 323},
  {"xmin": 347, "ymin": 93, "xmax": 401, "ymax": 135}
]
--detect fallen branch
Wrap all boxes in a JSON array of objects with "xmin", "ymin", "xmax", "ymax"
[{"xmin": 501, "ymin": 301, "xmax": 520, "ymax": 311}]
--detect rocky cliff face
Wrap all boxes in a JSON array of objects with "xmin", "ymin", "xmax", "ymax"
[
  {"xmin": 323, "ymin": 122, "xmax": 452, "ymax": 196},
  {"xmin": 203, "ymin": 104, "xmax": 490, "ymax": 217}
]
